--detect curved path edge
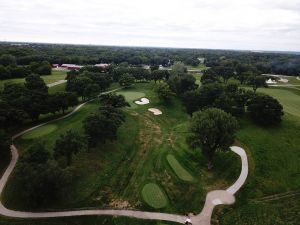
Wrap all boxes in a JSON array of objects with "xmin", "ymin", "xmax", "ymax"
[{"xmin": 0, "ymin": 89, "xmax": 249, "ymax": 225}]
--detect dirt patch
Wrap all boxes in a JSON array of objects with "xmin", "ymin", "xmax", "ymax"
[{"xmin": 109, "ymin": 199, "xmax": 132, "ymax": 209}]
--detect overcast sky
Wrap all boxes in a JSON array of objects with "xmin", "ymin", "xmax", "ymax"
[{"xmin": 1, "ymin": 0, "xmax": 300, "ymax": 51}]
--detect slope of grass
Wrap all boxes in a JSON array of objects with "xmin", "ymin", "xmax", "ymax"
[
  {"xmin": 257, "ymin": 87, "xmax": 300, "ymax": 118},
  {"xmin": 141, "ymin": 183, "xmax": 168, "ymax": 209},
  {"xmin": 166, "ymin": 154, "xmax": 194, "ymax": 182}
]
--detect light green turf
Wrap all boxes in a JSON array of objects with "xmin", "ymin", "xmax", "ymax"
[
  {"xmin": 256, "ymin": 87, "xmax": 300, "ymax": 118},
  {"xmin": 116, "ymin": 90, "xmax": 145, "ymax": 108},
  {"xmin": 141, "ymin": 183, "xmax": 168, "ymax": 209},
  {"xmin": 0, "ymin": 70, "xmax": 67, "ymax": 90},
  {"xmin": 166, "ymin": 154, "xmax": 194, "ymax": 182},
  {"xmin": 22, "ymin": 124, "xmax": 58, "ymax": 139}
]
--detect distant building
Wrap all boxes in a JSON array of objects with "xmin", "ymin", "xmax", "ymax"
[
  {"xmin": 61, "ymin": 64, "xmax": 83, "ymax": 71},
  {"xmin": 94, "ymin": 63, "xmax": 110, "ymax": 69},
  {"xmin": 52, "ymin": 64, "xmax": 59, "ymax": 68}
]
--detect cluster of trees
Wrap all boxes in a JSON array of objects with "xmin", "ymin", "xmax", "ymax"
[
  {"xmin": 0, "ymin": 54, "xmax": 51, "ymax": 80},
  {"xmin": 14, "ymin": 93, "xmax": 129, "ymax": 207},
  {"xmin": 66, "ymin": 70, "xmax": 112, "ymax": 100},
  {"xmin": 0, "ymin": 74, "xmax": 78, "ymax": 127},
  {"xmin": 83, "ymin": 93, "xmax": 129, "ymax": 147},
  {"xmin": 15, "ymin": 142, "xmax": 75, "ymax": 207}
]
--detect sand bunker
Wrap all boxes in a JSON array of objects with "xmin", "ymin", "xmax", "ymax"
[
  {"xmin": 148, "ymin": 108, "xmax": 162, "ymax": 115},
  {"xmin": 297, "ymin": 77, "xmax": 300, "ymax": 81},
  {"xmin": 135, "ymin": 98, "xmax": 150, "ymax": 105}
]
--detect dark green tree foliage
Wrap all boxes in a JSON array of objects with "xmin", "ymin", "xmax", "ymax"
[
  {"xmin": 182, "ymin": 83, "xmax": 249, "ymax": 117},
  {"xmin": 214, "ymin": 65, "xmax": 235, "ymax": 83},
  {"xmin": 0, "ymin": 54, "xmax": 16, "ymax": 66},
  {"xmin": 167, "ymin": 74, "xmax": 197, "ymax": 95},
  {"xmin": 151, "ymin": 70, "xmax": 169, "ymax": 83},
  {"xmin": 155, "ymin": 83, "xmax": 174, "ymax": 104},
  {"xmin": 83, "ymin": 107, "xmax": 125, "ymax": 147},
  {"xmin": 247, "ymin": 94, "xmax": 284, "ymax": 125},
  {"xmin": 201, "ymin": 69, "xmax": 219, "ymax": 84},
  {"xmin": 187, "ymin": 108, "xmax": 238, "ymax": 169},
  {"xmin": 247, "ymin": 75, "xmax": 266, "ymax": 93},
  {"xmin": 0, "ymin": 130, "xmax": 10, "ymax": 158},
  {"xmin": 119, "ymin": 73, "xmax": 135, "ymax": 87},
  {"xmin": 15, "ymin": 143, "xmax": 71, "ymax": 207},
  {"xmin": 0, "ymin": 65, "xmax": 11, "ymax": 79},
  {"xmin": 54, "ymin": 130, "xmax": 87, "ymax": 166},
  {"xmin": 30, "ymin": 61, "xmax": 52, "ymax": 75},
  {"xmin": 25, "ymin": 74, "xmax": 48, "ymax": 93},
  {"xmin": 66, "ymin": 75, "xmax": 93, "ymax": 100},
  {"xmin": 48, "ymin": 92, "xmax": 78, "ymax": 114},
  {"xmin": 99, "ymin": 93, "xmax": 130, "ymax": 108},
  {"xmin": 170, "ymin": 61, "xmax": 188, "ymax": 76}
]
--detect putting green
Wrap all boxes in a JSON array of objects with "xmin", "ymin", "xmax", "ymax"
[
  {"xmin": 167, "ymin": 154, "xmax": 194, "ymax": 182},
  {"xmin": 116, "ymin": 91, "xmax": 145, "ymax": 107},
  {"xmin": 22, "ymin": 124, "xmax": 58, "ymax": 139},
  {"xmin": 141, "ymin": 183, "xmax": 168, "ymax": 208}
]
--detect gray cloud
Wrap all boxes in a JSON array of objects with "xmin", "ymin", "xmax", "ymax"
[{"xmin": 0, "ymin": 0, "xmax": 300, "ymax": 51}]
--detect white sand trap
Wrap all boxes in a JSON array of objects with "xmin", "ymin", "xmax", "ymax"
[
  {"xmin": 148, "ymin": 108, "xmax": 162, "ymax": 115},
  {"xmin": 279, "ymin": 78, "xmax": 289, "ymax": 83},
  {"xmin": 135, "ymin": 98, "xmax": 150, "ymax": 105},
  {"xmin": 297, "ymin": 77, "xmax": 300, "ymax": 80}
]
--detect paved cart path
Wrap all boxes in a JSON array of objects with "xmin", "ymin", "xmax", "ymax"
[{"xmin": 0, "ymin": 89, "xmax": 248, "ymax": 224}]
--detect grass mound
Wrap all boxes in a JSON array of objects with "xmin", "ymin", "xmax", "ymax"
[
  {"xmin": 141, "ymin": 183, "xmax": 168, "ymax": 209},
  {"xmin": 22, "ymin": 124, "xmax": 58, "ymax": 139},
  {"xmin": 166, "ymin": 154, "xmax": 194, "ymax": 182}
]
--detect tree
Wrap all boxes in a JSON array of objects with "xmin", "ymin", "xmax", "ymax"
[
  {"xmin": 99, "ymin": 93, "xmax": 130, "ymax": 108},
  {"xmin": 247, "ymin": 75, "xmax": 266, "ymax": 93},
  {"xmin": 84, "ymin": 83, "xmax": 100, "ymax": 99},
  {"xmin": 187, "ymin": 108, "xmax": 238, "ymax": 170},
  {"xmin": 201, "ymin": 69, "xmax": 219, "ymax": 84},
  {"xmin": 119, "ymin": 73, "xmax": 135, "ymax": 87},
  {"xmin": 0, "ymin": 65, "xmax": 11, "ymax": 79},
  {"xmin": 0, "ymin": 54, "xmax": 16, "ymax": 66},
  {"xmin": 167, "ymin": 74, "xmax": 197, "ymax": 95},
  {"xmin": 155, "ymin": 83, "xmax": 174, "ymax": 104},
  {"xmin": 170, "ymin": 61, "xmax": 188, "ymax": 76},
  {"xmin": 0, "ymin": 130, "xmax": 10, "ymax": 158},
  {"xmin": 48, "ymin": 92, "xmax": 78, "ymax": 114},
  {"xmin": 247, "ymin": 94, "xmax": 284, "ymax": 125},
  {"xmin": 151, "ymin": 70, "xmax": 168, "ymax": 83},
  {"xmin": 66, "ymin": 75, "xmax": 93, "ymax": 100},
  {"xmin": 15, "ymin": 143, "xmax": 71, "ymax": 207},
  {"xmin": 83, "ymin": 107, "xmax": 125, "ymax": 147},
  {"xmin": 214, "ymin": 66, "xmax": 235, "ymax": 83},
  {"xmin": 54, "ymin": 130, "xmax": 87, "ymax": 166},
  {"xmin": 24, "ymin": 74, "xmax": 48, "ymax": 94}
]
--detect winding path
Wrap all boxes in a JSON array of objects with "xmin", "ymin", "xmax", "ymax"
[{"xmin": 0, "ymin": 90, "xmax": 249, "ymax": 224}]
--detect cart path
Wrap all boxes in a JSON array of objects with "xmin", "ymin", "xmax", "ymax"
[
  {"xmin": 47, "ymin": 80, "xmax": 67, "ymax": 88},
  {"xmin": 0, "ymin": 90, "xmax": 248, "ymax": 225}
]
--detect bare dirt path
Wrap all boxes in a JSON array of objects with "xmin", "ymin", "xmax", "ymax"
[{"xmin": 0, "ymin": 89, "xmax": 249, "ymax": 225}]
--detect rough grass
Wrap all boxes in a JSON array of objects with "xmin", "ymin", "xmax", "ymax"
[
  {"xmin": 21, "ymin": 124, "xmax": 58, "ymax": 139},
  {"xmin": 166, "ymin": 154, "xmax": 194, "ymax": 182},
  {"xmin": 141, "ymin": 183, "xmax": 168, "ymax": 209}
]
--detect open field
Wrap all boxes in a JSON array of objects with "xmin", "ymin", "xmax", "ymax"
[{"xmin": 0, "ymin": 70, "xmax": 67, "ymax": 90}]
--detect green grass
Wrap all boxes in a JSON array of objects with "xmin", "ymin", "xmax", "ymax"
[
  {"xmin": 115, "ymin": 90, "xmax": 145, "ymax": 108},
  {"xmin": 4, "ymin": 83, "xmax": 238, "ymax": 216},
  {"xmin": 0, "ymin": 70, "xmax": 67, "ymax": 90},
  {"xmin": 256, "ymin": 87, "xmax": 300, "ymax": 118},
  {"xmin": 21, "ymin": 124, "xmax": 58, "ymax": 139},
  {"xmin": 166, "ymin": 154, "xmax": 194, "ymax": 182},
  {"xmin": 141, "ymin": 183, "xmax": 168, "ymax": 209}
]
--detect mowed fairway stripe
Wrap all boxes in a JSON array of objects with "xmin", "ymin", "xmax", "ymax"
[
  {"xmin": 141, "ymin": 183, "xmax": 168, "ymax": 209},
  {"xmin": 257, "ymin": 88, "xmax": 300, "ymax": 117},
  {"xmin": 167, "ymin": 154, "xmax": 194, "ymax": 182}
]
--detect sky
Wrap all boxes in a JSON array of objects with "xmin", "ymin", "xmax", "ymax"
[{"xmin": 1, "ymin": 0, "xmax": 300, "ymax": 51}]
